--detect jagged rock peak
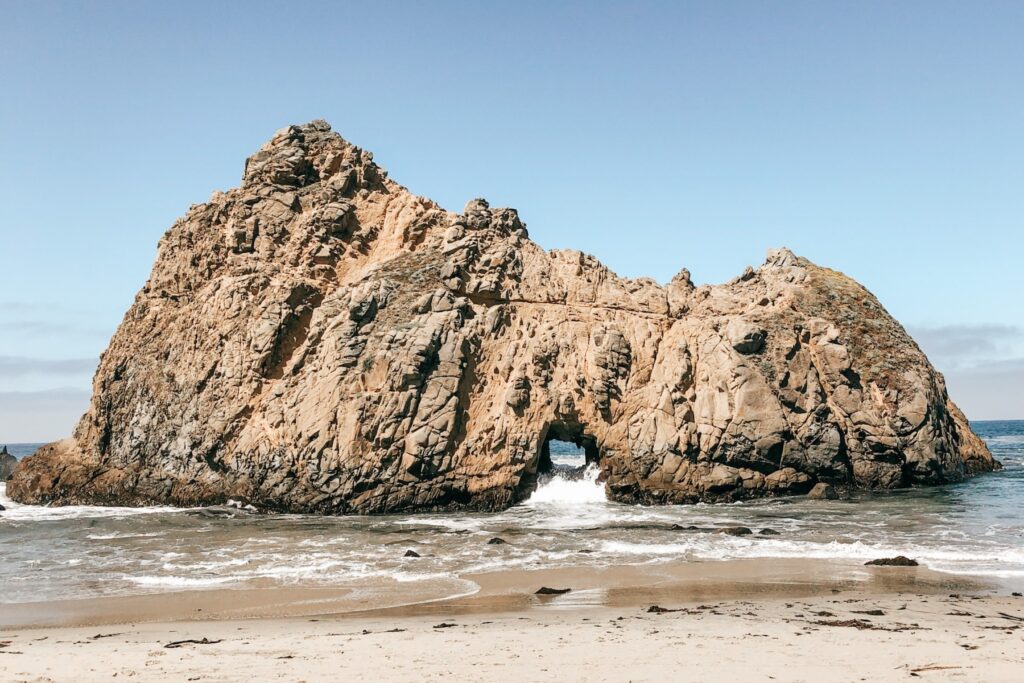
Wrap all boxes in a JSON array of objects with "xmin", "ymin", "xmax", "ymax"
[
  {"xmin": 1, "ymin": 446, "xmax": 15, "ymax": 481},
  {"xmin": 763, "ymin": 246, "xmax": 802, "ymax": 269},
  {"xmin": 7, "ymin": 121, "xmax": 998, "ymax": 513}
]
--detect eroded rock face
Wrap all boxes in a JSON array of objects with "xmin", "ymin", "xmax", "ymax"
[{"xmin": 8, "ymin": 121, "xmax": 999, "ymax": 512}]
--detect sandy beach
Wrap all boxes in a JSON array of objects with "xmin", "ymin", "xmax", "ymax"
[{"xmin": 2, "ymin": 560, "xmax": 1022, "ymax": 682}]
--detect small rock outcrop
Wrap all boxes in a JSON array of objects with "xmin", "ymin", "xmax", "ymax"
[
  {"xmin": 1, "ymin": 446, "xmax": 16, "ymax": 481},
  {"xmin": 865, "ymin": 556, "xmax": 919, "ymax": 567},
  {"xmin": 808, "ymin": 482, "xmax": 839, "ymax": 500},
  {"xmin": 7, "ymin": 121, "xmax": 999, "ymax": 513}
]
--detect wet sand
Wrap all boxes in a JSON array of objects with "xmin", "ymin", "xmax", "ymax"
[
  {"xmin": 2, "ymin": 559, "xmax": 1022, "ymax": 681},
  {"xmin": 0, "ymin": 557, "xmax": 986, "ymax": 629}
]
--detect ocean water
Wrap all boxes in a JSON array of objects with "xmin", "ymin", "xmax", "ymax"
[
  {"xmin": 2, "ymin": 443, "xmax": 42, "ymax": 459},
  {"xmin": 0, "ymin": 421, "xmax": 1021, "ymax": 604}
]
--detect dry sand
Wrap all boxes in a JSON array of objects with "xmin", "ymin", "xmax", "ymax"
[{"xmin": 2, "ymin": 560, "xmax": 1022, "ymax": 681}]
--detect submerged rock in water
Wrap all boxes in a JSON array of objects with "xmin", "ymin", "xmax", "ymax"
[
  {"xmin": 6, "ymin": 121, "xmax": 999, "ymax": 513},
  {"xmin": 717, "ymin": 526, "xmax": 754, "ymax": 536},
  {"xmin": 808, "ymin": 482, "xmax": 839, "ymax": 500},
  {"xmin": 186, "ymin": 504, "xmax": 256, "ymax": 519}
]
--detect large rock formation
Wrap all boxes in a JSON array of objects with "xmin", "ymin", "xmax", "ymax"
[{"xmin": 9, "ymin": 121, "xmax": 998, "ymax": 512}]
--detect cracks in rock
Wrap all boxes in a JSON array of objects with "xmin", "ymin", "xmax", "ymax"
[
  {"xmin": 462, "ymin": 291, "xmax": 670, "ymax": 319},
  {"xmin": 263, "ymin": 285, "xmax": 325, "ymax": 381}
]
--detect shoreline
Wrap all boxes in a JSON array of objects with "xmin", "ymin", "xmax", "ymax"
[
  {"xmin": 1, "ymin": 562, "xmax": 1021, "ymax": 682},
  {"xmin": 0, "ymin": 557, "xmax": 1004, "ymax": 630},
  {"xmin": 2, "ymin": 417, "xmax": 1021, "ymax": 682}
]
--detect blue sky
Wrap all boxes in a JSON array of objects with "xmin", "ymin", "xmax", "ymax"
[{"xmin": 1, "ymin": 1, "xmax": 1022, "ymax": 441}]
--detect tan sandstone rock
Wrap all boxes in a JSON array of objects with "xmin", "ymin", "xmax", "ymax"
[
  {"xmin": 807, "ymin": 482, "xmax": 839, "ymax": 500},
  {"xmin": 8, "ymin": 121, "xmax": 999, "ymax": 512}
]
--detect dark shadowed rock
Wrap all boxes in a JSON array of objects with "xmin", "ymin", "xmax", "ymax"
[
  {"xmin": 487, "ymin": 537, "xmax": 508, "ymax": 545},
  {"xmin": 808, "ymin": 482, "xmax": 839, "ymax": 500},
  {"xmin": 0, "ymin": 446, "xmax": 16, "ymax": 481},
  {"xmin": 865, "ymin": 556, "xmax": 919, "ymax": 567},
  {"xmin": 403, "ymin": 549, "xmax": 420, "ymax": 558},
  {"xmin": 6, "ymin": 121, "xmax": 999, "ymax": 513},
  {"xmin": 758, "ymin": 528, "xmax": 781, "ymax": 536},
  {"xmin": 647, "ymin": 605, "xmax": 683, "ymax": 613},
  {"xmin": 726, "ymin": 320, "xmax": 766, "ymax": 354},
  {"xmin": 717, "ymin": 526, "xmax": 754, "ymax": 536},
  {"xmin": 535, "ymin": 587, "xmax": 571, "ymax": 595}
]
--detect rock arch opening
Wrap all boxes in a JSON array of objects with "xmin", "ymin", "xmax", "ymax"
[
  {"xmin": 537, "ymin": 422, "xmax": 600, "ymax": 476},
  {"xmin": 544, "ymin": 438, "xmax": 587, "ymax": 473},
  {"xmin": 517, "ymin": 421, "xmax": 606, "ymax": 501}
]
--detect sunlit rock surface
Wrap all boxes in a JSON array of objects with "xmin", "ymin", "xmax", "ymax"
[{"xmin": 9, "ymin": 121, "xmax": 998, "ymax": 512}]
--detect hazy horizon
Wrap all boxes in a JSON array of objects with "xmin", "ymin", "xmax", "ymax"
[{"xmin": 2, "ymin": 1, "xmax": 1022, "ymax": 441}]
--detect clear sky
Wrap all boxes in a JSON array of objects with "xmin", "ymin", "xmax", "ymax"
[{"xmin": 1, "ymin": 1, "xmax": 1022, "ymax": 442}]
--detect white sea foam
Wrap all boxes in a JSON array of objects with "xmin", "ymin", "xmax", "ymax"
[
  {"xmin": 525, "ymin": 463, "xmax": 606, "ymax": 505},
  {"xmin": 549, "ymin": 451, "xmax": 587, "ymax": 468},
  {"xmin": 161, "ymin": 558, "xmax": 250, "ymax": 572},
  {"xmin": 598, "ymin": 536, "xmax": 1024, "ymax": 577},
  {"xmin": 393, "ymin": 516, "xmax": 486, "ymax": 532},
  {"xmin": 0, "ymin": 483, "xmax": 189, "ymax": 521},
  {"xmin": 128, "ymin": 575, "xmax": 235, "ymax": 588}
]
